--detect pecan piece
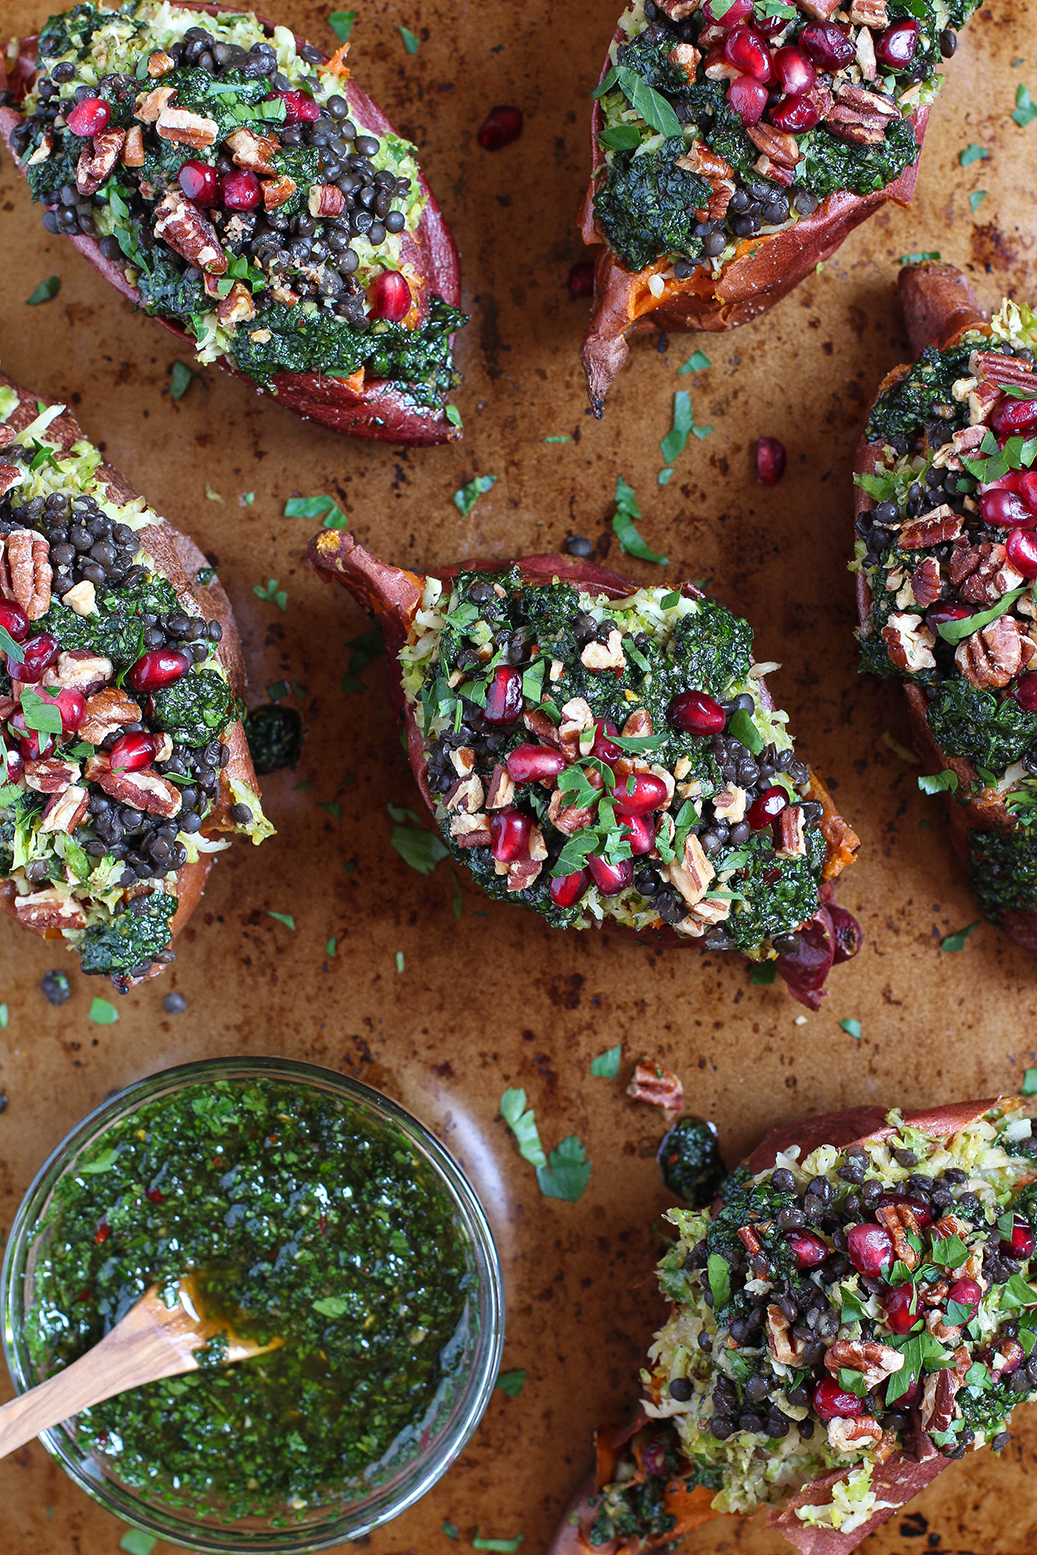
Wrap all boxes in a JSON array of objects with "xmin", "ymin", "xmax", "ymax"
[
  {"xmin": 448, "ymin": 747, "xmax": 476, "ymax": 777},
  {"xmin": 931, "ymin": 1213, "xmax": 971, "ymax": 1241},
  {"xmin": 0, "ymin": 466, "xmax": 21, "ymax": 498},
  {"xmin": 951, "ymin": 423, "xmax": 986, "ymax": 457},
  {"xmin": 506, "ymin": 823, "xmax": 547, "ymax": 893},
  {"xmin": 263, "ymin": 175, "xmax": 297, "ymax": 211},
  {"xmin": 76, "ymin": 129, "xmax": 126, "ymax": 196},
  {"xmin": 154, "ymin": 190, "xmax": 227, "ymax": 275},
  {"xmin": 825, "ymin": 1339, "xmax": 904, "ymax": 1389},
  {"xmin": 135, "ymin": 85, "xmax": 177, "ymax": 123},
  {"xmin": 485, "ymin": 763, "xmax": 515, "ymax": 810},
  {"xmin": 26, "ymin": 129, "xmax": 53, "ymax": 166},
  {"xmin": 156, "ymin": 104, "xmax": 219, "ymax": 149},
  {"xmin": 909, "ymin": 557, "xmax": 942, "ymax": 608},
  {"xmin": 898, "ymin": 510, "xmax": 963, "ymax": 549},
  {"xmin": 713, "ymin": 785, "xmax": 747, "ymax": 824},
  {"xmin": 973, "ymin": 351, "xmax": 1036, "ymax": 389},
  {"xmin": 581, "ymin": 629, "xmax": 626, "ymax": 673},
  {"xmin": 448, "ymin": 811, "xmax": 491, "ymax": 847},
  {"xmin": 61, "ymin": 579, "xmax": 97, "ymax": 616},
  {"xmin": 148, "ymin": 50, "xmax": 176, "ymax": 77},
  {"xmin": 15, "ymin": 888, "xmax": 86, "ymax": 931},
  {"xmin": 547, "ymin": 783, "xmax": 599, "ymax": 836},
  {"xmin": 967, "ymin": 380, "xmax": 1002, "ymax": 424},
  {"xmin": 956, "ymin": 615, "xmax": 1036, "ymax": 689},
  {"xmin": 958, "ymin": 544, "xmax": 1023, "ymax": 606},
  {"xmin": 876, "ymin": 1200, "xmax": 922, "ymax": 1271},
  {"xmin": 880, "ymin": 612, "xmax": 936, "ymax": 672},
  {"xmin": 80, "ymin": 687, "xmax": 141, "ymax": 745},
  {"xmin": 24, "ymin": 757, "xmax": 79, "ymax": 794},
  {"xmin": 924, "ymin": 1308, "xmax": 962, "ymax": 1344},
  {"xmin": 1, "ymin": 529, "xmax": 52, "ymax": 620},
  {"xmin": 823, "ymin": 105, "xmax": 888, "ymax": 145},
  {"xmin": 224, "ymin": 128, "xmax": 280, "ymax": 176},
  {"xmin": 627, "ymin": 1060, "xmax": 684, "ymax": 1119},
  {"xmin": 704, "ymin": 47, "xmax": 741, "ymax": 82},
  {"xmin": 308, "ymin": 183, "xmax": 346, "ymax": 218},
  {"xmin": 827, "ymin": 1415, "xmax": 884, "ymax": 1454},
  {"xmin": 849, "ymin": 0, "xmax": 888, "ymax": 24},
  {"xmin": 663, "ymin": 833, "xmax": 715, "ymax": 908},
  {"xmin": 668, "ymin": 42, "xmax": 701, "ymax": 84},
  {"xmin": 445, "ymin": 773, "xmax": 485, "ymax": 813},
  {"xmin": 920, "ymin": 1367, "xmax": 960, "ymax": 1435},
  {"xmin": 122, "ymin": 124, "xmax": 145, "ymax": 167},
  {"xmin": 522, "ymin": 709, "xmax": 564, "ymax": 749},
  {"xmin": 746, "ymin": 123, "xmax": 800, "ymax": 168},
  {"xmin": 215, "ymin": 281, "xmax": 256, "ymax": 327},
  {"xmin": 775, "ymin": 806, "xmax": 806, "ymax": 859},
  {"xmin": 754, "ymin": 154, "xmax": 795, "ymax": 188},
  {"xmin": 558, "ymin": 696, "xmax": 596, "ymax": 758},
  {"xmin": 657, "ymin": 0, "xmax": 700, "ymax": 18},
  {"xmin": 39, "ymin": 784, "xmax": 89, "ymax": 835},
  {"xmin": 85, "ymin": 753, "xmax": 182, "ymax": 818},
  {"xmin": 766, "ymin": 1304, "xmax": 805, "ymax": 1366}
]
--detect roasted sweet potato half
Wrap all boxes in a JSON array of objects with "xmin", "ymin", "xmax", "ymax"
[
  {"xmin": 854, "ymin": 262, "xmax": 1037, "ymax": 954},
  {"xmin": 578, "ymin": 0, "xmax": 982, "ymax": 414},
  {"xmin": 0, "ymin": 2, "xmax": 464, "ymax": 445},
  {"xmin": 550, "ymin": 1094, "xmax": 1037, "ymax": 1555},
  {"xmin": 0, "ymin": 372, "xmax": 271, "ymax": 990},
  {"xmin": 309, "ymin": 527, "xmax": 860, "ymax": 1005}
]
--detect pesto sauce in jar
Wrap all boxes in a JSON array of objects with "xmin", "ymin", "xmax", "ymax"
[{"xmin": 24, "ymin": 1079, "xmax": 471, "ymax": 1520}]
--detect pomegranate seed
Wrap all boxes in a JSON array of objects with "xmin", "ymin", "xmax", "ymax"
[
  {"xmin": 145, "ymin": 1187, "xmax": 165, "ymax": 1204},
  {"xmin": 9, "ymin": 712, "xmax": 55, "ymax": 762},
  {"xmin": 756, "ymin": 436, "xmax": 786, "ymax": 484},
  {"xmin": 1006, "ymin": 528, "xmax": 1037, "ymax": 579},
  {"xmin": 1014, "ymin": 674, "xmax": 1037, "ymax": 713},
  {"xmin": 703, "ymin": 0, "xmax": 754, "ymax": 23},
  {"xmin": 747, "ymin": 785, "xmax": 787, "ymax": 830},
  {"xmin": 479, "ymin": 105, "xmax": 523, "ymax": 150},
  {"xmin": 727, "ymin": 75, "xmax": 768, "ymax": 125},
  {"xmin": 506, "ymin": 744, "xmax": 566, "ymax": 783},
  {"xmin": 770, "ymin": 94, "xmax": 820, "ymax": 132},
  {"xmin": 612, "ymin": 771, "xmax": 669, "ymax": 816},
  {"xmin": 272, "ymin": 89, "xmax": 320, "ymax": 124},
  {"xmin": 947, "ymin": 1276, "xmax": 982, "ymax": 1317},
  {"xmin": 66, "ymin": 97, "xmax": 110, "ymax": 137},
  {"xmin": 889, "ymin": 1370, "xmax": 922, "ymax": 1409},
  {"xmin": 623, "ymin": 813, "xmax": 657, "ymax": 856},
  {"xmin": 829, "ymin": 903, "xmax": 863, "ymax": 964},
  {"xmin": 926, "ymin": 604, "xmax": 971, "ymax": 630},
  {"xmin": 126, "ymin": 647, "xmax": 191, "ymax": 694},
  {"xmin": 877, "ymin": 1192, "xmax": 932, "ymax": 1229},
  {"xmin": 587, "ymin": 853, "xmax": 633, "ymax": 896},
  {"xmin": 490, "ymin": 807, "xmax": 532, "ymax": 862},
  {"xmin": 94, "ymin": 1221, "xmax": 111, "ymax": 1244},
  {"xmin": 773, "ymin": 46, "xmax": 815, "ymax": 95},
  {"xmin": 724, "ymin": 25, "xmax": 773, "ymax": 82},
  {"xmin": 875, "ymin": 19, "xmax": 920, "ymax": 68},
  {"xmin": 640, "ymin": 1435, "xmax": 669, "ymax": 1479},
  {"xmin": 668, "ymin": 689, "xmax": 726, "ymax": 736},
  {"xmin": 221, "ymin": 169, "xmax": 262, "ymax": 210},
  {"xmin": 0, "ymin": 602, "xmax": 29, "ymax": 643},
  {"xmin": 550, "ymin": 868, "xmax": 590, "ymax": 908},
  {"xmin": 1018, "ymin": 471, "xmax": 1037, "ymax": 514},
  {"xmin": 33, "ymin": 685, "xmax": 86, "ymax": 735},
  {"xmin": 370, "ymin": 270, "xmax": 412, "ymax": 322},
  {"xmin": 991, "ymin": 397, "xmax": 1037, "ymax": 440},
  {"xmin": 10, "ymin": 632, "xmax": 59, "ymax": 684},
  {"xmin": 883, "ymin": 1283, "xmax": 921, "ymax": 1334},
  {"xmin": 483, "ymin": 665, "xmax": 523, "ymax": 725},
  {"xmin": 980, "ymin": 487, "xmax": 1033, "ymax": 528},
  {"xmin": 756, "ymin": 12, "xmax": 787, "ymax": 35},
  {"xmin": 846, "ymin": 1221, "xmax": 893, "ymax": 1276},
  {"xmin": 800, "ymin": 21, "xmax": 855, "ymax": 70},
  {"xmin": 788, "ymin": 1231, "xmax": 828, "ymax": 1269},
  {"xmin": 567, "ymin": 260, "xmax": 595, "ymax": 300},
  {"xmin": 591, "ymin": 721, "xmax": 621, "ymax": 763},
  {"xmin": 178, "ymin": 159, "xmax": 220, "ymax": 206},
  {"xmin": 813, "ymin": 1376, "xmax": 864, "ymax": 1422},
  {"xmin": 109, "ymin": 732, "xmax": 158, "ymax": 774},
  {"xmin": 993, "ymin": 1337, "xmax": 1026, "ymax": 1375},
  {"xmin": 1000, "ymin": 1216, "xmax": 1036, "ymax": 1260}
]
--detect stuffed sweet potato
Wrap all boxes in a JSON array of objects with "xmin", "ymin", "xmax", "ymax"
[
  {"xmin": 309, "ymin": 527, "xmax": 861, "ymax": 1006},
  {"xmin": 854, "ymin": 262, "xmax": 1037, "ymax": 954},
  {"xmin": 550, "ymin": 1095, "xmax": 1037, "ymax": 1555},
  {"xmin": 579, "ymin": 0, "xmax": 980, "ymax": 415},
  {"xmin": 0, "ymin": 371, "xmax": 271, "ymax": 990},
  {"xmin": 0, "ymin": 2, "xmax": 465, "ymax": 445}
]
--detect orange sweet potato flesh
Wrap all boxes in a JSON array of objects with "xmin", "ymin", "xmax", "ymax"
[
  {"xmin": 0, "ymin": 371, "xmax": 264, "ymax": 989},
  {"xmin": 578, "ymin": 20, "xmax": 930, "ymax": 415},
  {"xmin": 308, "ymin": 528, "xmax": 859, "ymax": 1005},
  {"xmin": 0, "ymin": 3, "xmax": 462, "ymax": 446},
  {"xmin": 853, "ymin": 263, "xmax": 1037, "ymax": 956},
  {"xmin": 548, "ymin": 1095, "xmax": 1017, "ymax": 1555}
]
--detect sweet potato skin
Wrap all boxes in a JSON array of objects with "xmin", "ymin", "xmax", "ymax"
[
  {"xmin": 308, "ymin": 529, "xmax": 859, "ymax": 1004},
  {"xmin": 548, "ymin": 1095, "xmax": 1017, "ymax": 1555},
  {"xmin": 578, "ymin": 18, "xmax": 930, "ymax": 413},
  {"xmin": 854, "ymin": 263, "xmax": 1037, "ymax": 955},
  {"xmin": 0, "ymin": 371, "xmax": 264, "ymax": 987},
  {"xmin": 0, "ymin": 2, "xmax": 462, "ymax": 446}
]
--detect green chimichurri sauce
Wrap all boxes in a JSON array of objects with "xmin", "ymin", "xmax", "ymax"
[{"xmin": 25, "ymin": 1078, "xmax": 471, "ymax": 1520}]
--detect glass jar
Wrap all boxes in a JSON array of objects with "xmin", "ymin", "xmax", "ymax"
[{"xmin": 1, "ymin": 1056, "xmax": 504, "ymax": 1553}]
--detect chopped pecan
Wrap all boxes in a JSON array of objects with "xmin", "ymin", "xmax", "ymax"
[
  {"xmin": 224, "ymin": 128, "xmax": 280, "ymax": 176},
  {"xmin": 15, "ymin": 888, "xmax": 86, "ymax": 931},
  {"xmin": 766, "ymin": 1304, "xmax": 805, "ymax": 1366},
  {"xmin": 627, "ymin": 1060, "xmax": 684, "ymax": 1118},
  {"xmin": 507, "ymin": 857, "xmax": 543, "ymax": 893},
  {"xmin": 215, "ymin": 281, "xmax": 256, "ymax": 327},
  {"xmin": 973, "ymin": 351, "xmax": 1035, "ymax": 389},
  {"xmin": 663, "ymin": 833, "xmax": 715, "ymax": 908},
  {"xmin": 754, "ymin": 154, "xmax": 795, "ymax": 188},
  {"xmin": 547, "ymin": 777, "xmax": 601, "ymax": 836},
  {"xmin": 76, "ymin": 129, "xmax": 126, "ymax": 196},
  {"xmin": 948, "ymin": 543, "xmax": 985, "ymax": 586},
  {"xmin": 308, "ymin": 183, "xmax": 346, "ymax": 218},
  {"xmin": 148, "ymin": 50, "xmax": 176, "ymax": 77},
  {"xmin": 448, "ymin": 811, "xmax": 491, "ymax": 847},
  {"xmin": 522, "ymin": 709, "xmax": 563, "ymax": 749},
  {"xmin": 746, "ymin": 123, "xmax": 800, "ymax": 168},
  {"xmin": 122, "ymin": 124, "xmax": 145, "ymax": 167},
  {"xmin": 956, "ymin": 615, "xmax": 1036, "ymax": 689},
  {"xmin": 849, "ymin": 0, "xmax": 888, "ymax": 23},
  {"xmin": 269, "ymin": 279, "xmax": 299, "ymax": 307},
  {"xmin": 85, "ymin": 754, "xmax": 182, "ymax": 818},
  {"xmin": 0, "ymin": 466, "xmax": 21, "ymax": 498},
  {"xmin": 823, "ymin": 104, "xmax": 887, "ymax": 145},
  {"xmin": 925, "ymin": 1308, "xmax": 962, "ymax": 1344},
  {"xmin": 135, "ymin": 85, "xmax": 177, "ymax": 122},
  {"xmin": 621, "ymin": 707, "xmax": 652, "ymax": 739},
  {"xmin": 449, "ymin": 747, "xmax": 476, "ymax": 777},
  {"xmin": 795, "ymin": 0, "xmax": 841, "ymax": 17},
  {"xmin": 855, "ymin": 24, "xmax": 877, "ymax": 79},
  {"xmin": 683, "ymin": 895, "xmax": 730, "ymax": 928},
  {"xmin": 485, "ymin": 763, "xmax": 515, "ymax": 810},
  {"xmin": 668, "ymin": 42, "xmax": 701, "ymax": 83},
  {"xmin": 968, "ymin": 380, "xmax": 1002, "ymax": 424},
  {"xmin": 957, "ymin": 544, "xmax": 1023, "ymax": 605},
  {"xmin": 880, "ymin": 612, "xmax": 936, "ymax": 673},
  {"xmin": 0, "ymin": 529, "xmax": 51, "ymax": 620},
  {"xmin": 80, "ymin": 687, "xmax": 141, "ymax": 745},
  {"xmin": 153, "ymin": 190, "xmax": 227, "ymax": 275},
  {"xmin": 26, "ymin": 129, "xmax": 53, "ymax": 166},
  {"xmin": 775, "ymin": 806, "xmax": 807, "ymax": 859},
  {"xmin": 920, "ymin": 1367, "xmax": 960, "ymax": 1435},
  {"xmin": 704, "ymin": 46, "xmax": 741, "ymax": 82},
  {"xmin": 24, "ymin": 757, "xmax": 79, "ymax": 794},
  {"xmin": 558, "ymin": 696, "xmax": 595, "ymax": 758},
  {"xmin": 898, "ymin": 510, "xmax": 963, "ymax": 549},
  {"xmin": 825, "ymin": 1339, "xmax": 904, "ymax": 1389},
  {"xmin": 445, "ymin": 773, "xmax": 485, "ymax": 813},
  {"xmin": 156, "ymin": 104, "xmax": 218, "ymax": 149},
  {"xmin": 39, "ymin": 784, "xmax": 89, "ymax": 835},
  {"xmin": 657, "ymin": 0, "xmax": 700, "ymax": 18},
  {"xmin": 919, "ymin": 1278, "xmax": 949, "ymax": 1307},
  {"xmin": 951, "ymin": 423, "xmax": 986, "ymax": 457},
  {"xmin": 909, "ymin": 557, "xmax": 943, "ymax": 608},
  {"xmin": 581, "ymin": 629, "xmax": 626, "ymax": 673},
  {"xmin": 713, "ymin": 785, "xmax": 748, "ymax": 824},
  {"xmin": 677, "ymin": 144, "xmax": 735, "ymax": 185},
  {"xmin": 876, "ymin": 1200, "xmax": 922, "ymax": 1271},
  {"xmin": 931, "ymin": 1213, "xmax": 971, "ymax": 1241},
  {"xmin": 263, "ymin": 175, "xmax": 297, "ymax": 211},
  {"xmin": 827, "ymin": 1415, "xmax": 884, "ymax": 1454}
]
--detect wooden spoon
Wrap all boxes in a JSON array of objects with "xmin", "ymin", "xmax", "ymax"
[{"xmin": 0, "ymin": 1274, "xmax": 281, "ymax": 1459}]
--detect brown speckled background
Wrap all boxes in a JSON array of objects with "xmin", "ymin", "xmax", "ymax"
[{"xmin": 2, "ymin": 1, "xmax": 1037, "ymax": 1551}]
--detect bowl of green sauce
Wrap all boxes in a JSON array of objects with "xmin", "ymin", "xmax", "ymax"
[{"xmin": 1, "ymin": 1057, "xmax": 504, "ymax": 1552}]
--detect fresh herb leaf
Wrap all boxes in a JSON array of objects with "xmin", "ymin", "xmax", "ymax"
[
  {"xmin": 1001, "ymin": 1273, "xmax": 1037, "ymax": 1309},
  {"xmin": 598, "ymin": 123, "xmax": 643, "ymax": 151},
  {"xmin": 840, "ymin": 1018, "xmax": 862, "ymax": 1039},
  {"xmin": 445, "ymin": 403, "xmax": 463, "ymax": 429},
  {"xmin": 267, "ymin": 911, "xmax": 296, "ymax": 931},
  {"xmin": 899, "ymin": 251, "xmax": 941, "ymax": 264},
  {"xmin": 495, "ymin": 1368, "xmax": 527, "ymax": 1396},
  {"xmin": 454, "ymin": 474, "xmax": 497, "ymax": 516},
  {"xmin": 727, "ymin": 707, "xmax": 763, "ymax": 755},
  {"xmin": 443, "ymin": 1523, "xmax": 459, "ymax": 1541},
  {"xmin": 169, "ymin": 360, "xmax": 196, "ymax": 401},
  {"xmin": 590, "ymin": 1044, "xmax": 622, "ymax": 1077},
  {"xmin": 0, "ymin": 624, "xmax": 24, "ymax": 666},
  {"xmin": 1012, "ymin": 84, "xmax": 1037, "ymax": 128},
  {"xmin": 399, "ymin": 25, "xmax": 420, "ymax": 53},
  {"xmin": 284, "ymin": 494, "xmax": 348, "ymax": 530},
  {"xmin": 329, "ymin": 9, "xmax": 357, "ymax": 42},
  {"xmin": 937, "ymin": 588, "xmax": 1025, "ymax": 643},
  {"xmin": 318, "ymin": 801, "xmax": 343, "ymax": 819},
  {"xmin": 941, "ymin": 922, "xmax": 980, "ymax": 952},
  {"xmin": 837, "ymin": 1368, "xmax": 868, "ymax": 1397},
  {"xmin": 612, "ymin": 476, "xmax": 668, "ymax": 565},
  {"xmin": 26, "ymin": 276, "xmax": 60, "ymax": 305},
  {"xmin": 930, "ymin": 1233, "xmax": 970, "ymax": 1269},
  {"xmin": 18, "ymin": 686, "xmax": 62, "ymax": 735},
  {"xmin": 614, "ymin": 65, "xmax": 681, "ymax": 138},
  {"xmin": 204, "ymin": 482, "xmax": 223, "ymax": 503},
  {"xmin": 751, "ymin": 962, "xmax": 777, "ymax": 985},
  {"xmin": 253, "ymin": 578, "xmax": 287, "ymax": 612},
  {"xmin": 839, "ymin": 1287, "xmax": 868, "ymax": 1323},
  {"xmin": 918, "ymin": 769, "xmax": 959, "ymax": 795},
  {"xmin": 395, "ymin": 950, "xmax": 405, "ymax": 974},
  {"xmin": 0, "ymin": 1004, "xmax": 8, "ymax": 1029},
  {"xmin": 500, "ymin": 1088, "xmax": 547, "ymax": 1168},
  {"xmin": 959, "ymin": 144, "xmax": 990, "ymax": 166},
  {"xmin": 472, "ymin": 1536, "xmax": 523, "ymax": 1553},
  {"xmin": 312, "ymin": 1295, "xmax": 350, "ymax": 1317},
  {"xmin": 969, "ymin": 190, "xmax": 988, "ymax": 212},
  {"xmin": 325, "ymin": 936, "xmax": 337, "ymax": 957},
  {"xmin": 1022, "ymin": 1067, "xmax": 1037, "ymax": 1095},
  {"xmin": 537, "ymin": 1135, "xmax": 592, "ymax": 1202},
  {"xmin": 119, "ymin": 1532, "xmax": 157, "ymax": 1555},
  {"xmin": 678, "ymin": 349, "xmax": 712, "ymax": 375},
  {"xmin": 707, "ymin": 1252, "xmax": 731, "ymax": 1311},
  {"xmin": 89, "ymin": 997, "xmax": 119, "ymax": 1025},
  {"xmin": 543, "ymin": 434, "xmax": 571, "ymax": 442},
  {"xmin": 660, "ymin": 390, "xmax": 695, "ymax": 465},
  {"xmin": 391, "ymin": 820, "xmax": 449, "ymax": 876}
]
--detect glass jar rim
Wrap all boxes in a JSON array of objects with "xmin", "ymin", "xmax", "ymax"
[{"xmin": 1, "ymin": 1055, "xmax": 505, "ymax": 1553}]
